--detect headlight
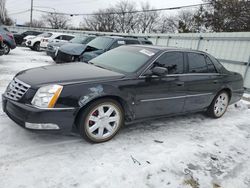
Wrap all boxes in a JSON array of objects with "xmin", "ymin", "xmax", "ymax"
[{"xmin": 31, "ymin": 85, "xmax": 63, "ymax": 108}]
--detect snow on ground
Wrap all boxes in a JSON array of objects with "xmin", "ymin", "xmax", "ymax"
[{"xmin": 0, "ymin": 47, "xmax": 250, "ymax": 188}]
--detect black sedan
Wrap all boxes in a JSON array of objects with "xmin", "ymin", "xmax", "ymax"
[
  {"xmin": 47, "ymin": 35, "xmax": 96, "ymax": 60},
  {"xmin": 14, "ymin": 30, "xmax": 42, "ymax": 45},
  {"xmin": 2, "ymin": 45, "xmax": 244, "ymax": 143}
]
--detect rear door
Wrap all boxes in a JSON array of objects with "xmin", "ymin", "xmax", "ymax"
[{"xmin": 183, "ymin": 52, "xmax": 222, "ymax": 112}]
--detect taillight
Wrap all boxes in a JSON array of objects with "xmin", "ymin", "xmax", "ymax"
[{"xmin": 7, "ymin": 33, "xmax": 14, "ymax": 40}]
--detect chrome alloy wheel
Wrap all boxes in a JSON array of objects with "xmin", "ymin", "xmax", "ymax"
[
  {"xmin": 85, "ymin": 103, "xmax": 121, "ymax": 140},
  {"xmin": 214, "ymin": 93, "xmax": 229, "ymax": 117},
  {"xmin": 3, "ymin": 43, "xmax": 10, "ymax": 54}
]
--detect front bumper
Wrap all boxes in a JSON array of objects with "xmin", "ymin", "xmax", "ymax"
[
  {"xmin": 46, "ymin": 49, "xmax": 56, "ymax": 58},
  {"xmin": 55, "ymin": 50, "xmax": 75, "ymax": 63},
  {"xmin": 2, "ymin": 94, "xmax": 77, "ymax": 133}
]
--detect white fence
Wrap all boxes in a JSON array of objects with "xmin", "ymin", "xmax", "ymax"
[{"xmin": 7, "ymin": 26, "xmax": 250, "ymax": 91}]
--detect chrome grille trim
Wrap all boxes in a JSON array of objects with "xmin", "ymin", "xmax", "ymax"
[{"xmin": 5, "ymin": 78, "xmax": 30, "ymax": 101}]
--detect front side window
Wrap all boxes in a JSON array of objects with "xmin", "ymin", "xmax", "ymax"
[
  {"xmin": 109, "ymin": 40, "xmax": 125, "ymax": 50},
  {"xmin": 153, "ymin": 52, "xmax": 184, "ymax": 74},
  {"xmin": 62, "ymin": 35, "xmax": 74, "ymax": 41},
  {"xmin": 188, "ymin": 53, "xmax": 208, "ymax": 73}
]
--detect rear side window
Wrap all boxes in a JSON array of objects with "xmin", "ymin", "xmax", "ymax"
[
  {"xmin": 155, "ymin": 52, "xmax": 184, "ymax": 74},
  {"xmin": 125, "ymin": 40, "xmax": 140, "ymax": 45},
  {"xmin": 205, "ymin": 56, "xmax": 217, "ymax": 73},
  {"xmin": 188, "ymin": 53, "xmax": 208, "ymax": 73},
  {"xmin": 141, "ymin": 40, "xmax": 153, "ymax": 45}
]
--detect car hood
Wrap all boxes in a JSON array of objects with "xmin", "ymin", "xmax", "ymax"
[
  {"xmin": 15, "ymin": 63, "xmax": 125, "ymax": 88},
  {"xmin": 60, "ymin": 43, "xmax": 87, "ymax": 55},
  {"xmin": 24, "ymin": 35, "xmax": 36, "ymax": 40}
]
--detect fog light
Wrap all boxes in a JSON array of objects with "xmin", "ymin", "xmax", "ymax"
[{"xmin": 25, "ymin": 123, "xmax": 60, "ymax": 130}]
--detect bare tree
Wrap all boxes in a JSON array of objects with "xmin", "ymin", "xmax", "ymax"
[
  {"xmin": 24, "ymin": 19, "xmax": 45, "ymax": 28},
  {"xmin": 203, "ymin": 0, "xmax": 250, "ymax": 32},
  {"xmin": 114, "ymin": 0, "xmax": 138, "ymax": 33},
  {"xmin": 157, "ymin": 15, "xmax": 178, "ymax": 33},
  {"xmin": 0, "ymin": 0, "xmax": 13, "ymax": 25},
  {"xmin": 138, "ymin": 2, "xmax": 159, "ymax": 33},
  {"xmin": 177, "ymin": 10, "xmax": 196, "ymax": 33},
  {"xmin": 42, "ymin": 13, "xmax": 70, "ymax": 29},
  {"xmin": 83, "ymin": 8, "xmax": 116, "ymax": 32}
]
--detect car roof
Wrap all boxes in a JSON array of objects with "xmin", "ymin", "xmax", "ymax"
[
  {"xmin": 98, "ymin": 36, "xmax": 140, "ymax": 41},
  {"xmin": 131, "ymin": 45, "xmax": 206, "ymax": 53}
]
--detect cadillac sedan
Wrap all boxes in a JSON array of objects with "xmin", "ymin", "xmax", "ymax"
[{"xmin": 2, "ymin": 45, "xmax": 244, "ymax": 143}]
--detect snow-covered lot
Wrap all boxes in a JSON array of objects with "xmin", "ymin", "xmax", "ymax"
[{"xmin": 0, "ymin": 47, "xmax": 250, "ymax": 188}]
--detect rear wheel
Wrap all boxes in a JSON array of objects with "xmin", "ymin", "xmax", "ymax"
[
  {"xmin": 3, "ymin": 42, "xmax": 10, "ymax": 55},
  {"xmin": 207, "ymin": 91, "xmax": 229, "ymax": 118},
  {"xmin": 78, "ymin": 99, "xmax": 124, "ymax": 143}
]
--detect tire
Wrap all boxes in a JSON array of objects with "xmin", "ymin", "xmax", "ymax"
[
  {"xmin": 78, "ymin": 98, "xmax": 124, "ymax": 143},
  {"xmin": 33, "ymin": 42, "xmax": 40, "ymax": 51},
  {"xmin": 3, "ymin": 42, "xmax": 10, "ymax": 55},
  {"xmin": 207, "ymin": 91, "xmax": 230, "ymax": 118}
]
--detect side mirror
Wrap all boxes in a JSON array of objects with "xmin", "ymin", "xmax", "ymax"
[{"xmin": 151, "ymin": 66, "xmax": 168, "ymax": 76}]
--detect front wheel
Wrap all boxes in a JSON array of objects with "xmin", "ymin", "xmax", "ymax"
[
  {"xmin": 3, "ymin": 42, "xmax": 10, "ymax": 55},
  {"xmin": 33, "ymin": 42, "xmax": 40, "ymax": 51},
  {"xmin": 207, "ymin": 91, "xmax": 229, "ymax": 118},
  {"xmin": 78, "ymin": 99, "xmax": 124, "ymax": 143}
]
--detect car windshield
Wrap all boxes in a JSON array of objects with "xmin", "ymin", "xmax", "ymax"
[
  {"xmin": 70, "ymin": 36, "xmax": 87, "ymax": 44},
  {"xmin": 38, "ymin": 32, "xmax": 53, "ymax": 38},
  {"xmin": 90, "ymin": 46, "xmax": 158, "ymax": 74},
  {"xmin": 87, "ymin": 37, "xmax": 113, "ymax": 50}
]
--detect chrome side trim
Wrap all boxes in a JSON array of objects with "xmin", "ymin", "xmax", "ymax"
[
  {"xmin": 140, "ymin": 93, "xmax": 213, "ymax": 102},
  {"xmin": 139, "ymin": 73, "xmax": 221, "ymax": 78},
  {"xmin": 25, "ymin": 104, "xmax": 75, "ymax": 111}
]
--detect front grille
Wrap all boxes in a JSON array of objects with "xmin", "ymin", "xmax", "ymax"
[
  {"xmin": 5, "ymin": 78, "xmax": 30, "ymax": 101},
  {"xmin": 56, "ymin": 50, "xmax": 74, "ymax": 62}
]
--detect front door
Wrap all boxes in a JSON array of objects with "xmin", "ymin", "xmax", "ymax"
[{"xmin": 134, "ymin": 51, "xmax": 187, "ymax": 119}]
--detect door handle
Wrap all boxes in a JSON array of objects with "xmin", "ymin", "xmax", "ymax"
[
  {"xmin": 176, "ymin": 81, "xmax": 184, "ymax": 86},
  {"xmin": 213, "ymin": 80, "xmax": 218, "ymax": 84}
]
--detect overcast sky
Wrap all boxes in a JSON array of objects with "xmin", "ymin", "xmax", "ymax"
[{"xmin": 6, "ymin": 0, "xmax": 202, "ymax": 26}]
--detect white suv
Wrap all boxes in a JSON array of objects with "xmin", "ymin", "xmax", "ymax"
[
  {"xmin": 40, "ymin": 33, "xmax": 75, "ymax": 50},
  {"xmin": 25, "ymin": 32, "xmax": 74, "ymax": 51}
]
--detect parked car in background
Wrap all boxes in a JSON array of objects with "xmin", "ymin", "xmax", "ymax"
[
  {"xmin": 2, "ymin": 45, "xmax": 244, "ymax": 143},
  {"xmin": 46, "ymin": 35, "xmax": 96, "ymax": 59},
  {"xmin": 0, "ymin": 25, "xmax": 16, "ymax": 54},
  {"xmin": 40, "ymin": 33, "xmax": 75, "ymax": 51},
  {"xmin": 54, "ymin": 36, "xmax": 149, "ymax": 63},
  {"xmin": 25, "ymin": 32, "xmax": 53, "ymax": 51},
  {"xmin": 0, "ymin": 34, "xmax": 4, "ymax": 56},
  {"xmin": 14, "ymin": 30, "xmax": 42, "ymax": 45}
]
